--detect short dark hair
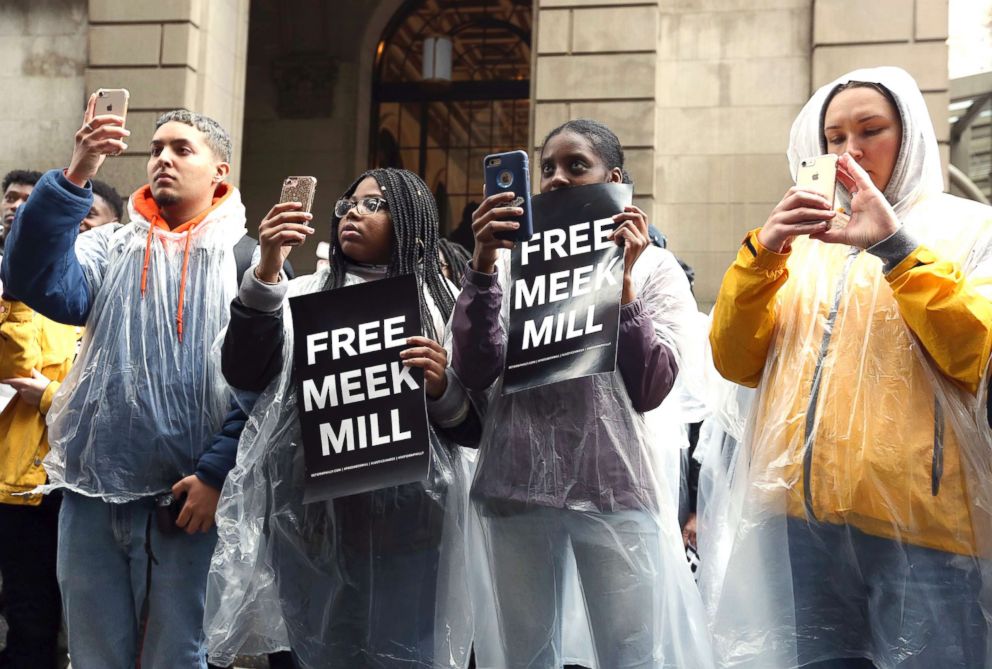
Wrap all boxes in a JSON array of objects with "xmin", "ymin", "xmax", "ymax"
[
  {"xmin": 2, "ymin": 170, "xmax": 42, "ymax": 194},
  {"xmin": 541, "ymin": 119, "xmax": 632, "ymax": 185},
  {"xmin": 154, "ymin": 109, "xmax": 232, "ymax": 163},
  {"xmin": 91, "ymin": 179, "xmax": 124, "ymax": 220}
]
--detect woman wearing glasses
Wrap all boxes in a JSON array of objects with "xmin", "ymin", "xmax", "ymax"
[{"xmin": 205, "ymin": 169, "xmax": 479, "ymax": 669}]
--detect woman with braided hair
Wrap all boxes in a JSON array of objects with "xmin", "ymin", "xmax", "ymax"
[{"xmin": 204, "ymin": 168, "xmax": 479, "ymax": 669}]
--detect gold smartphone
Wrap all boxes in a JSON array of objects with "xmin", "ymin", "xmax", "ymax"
[
  {"xmin": 279, "ymin": 176, "xmax": 317, "ymax": 246},
  {"xmin": 795, "ymin": 154, "xmax": 838, "ymax": 208},
  {"xmin": 95, "ymin": 88, "xmax": 129, "ymax": 127}
]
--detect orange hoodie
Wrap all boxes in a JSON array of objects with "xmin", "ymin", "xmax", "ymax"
[{"xmin": 130, "ymin": 183, "xmax": 233, "ymax": 342}]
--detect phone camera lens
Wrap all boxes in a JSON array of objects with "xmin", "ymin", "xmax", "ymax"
[{"xmin": 498, "ymin": 170, "xmax": 513, "ymax": 188}]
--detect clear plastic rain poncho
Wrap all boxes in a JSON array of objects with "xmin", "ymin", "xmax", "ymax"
[
  {"xmin": 205, "ymin": 268, "xmax": 475, "ymax": 669},
  {"xmin": 43, "ymin": 186, "xmax": 245, "ymax": 501},
  {"xmin": 467, "ymin": 244, "xmax": 715, "ymax": 669},
  {"xmin": 704, "ymin": 67, "xmax": 992, "ymax": 668}
]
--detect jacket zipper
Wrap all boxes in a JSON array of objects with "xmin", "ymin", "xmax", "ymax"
[{"xmin": 802, "ymin": 248, "xmax": 858, "ymax": 522}]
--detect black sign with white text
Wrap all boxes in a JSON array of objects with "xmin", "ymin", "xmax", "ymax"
[
  {"xmin": 502, "ymin": 182, "xmax": 630, "ymax": 394},
  {"xmin": 289, "ymin": 275, "xmax": 430, "ymax": 503}
]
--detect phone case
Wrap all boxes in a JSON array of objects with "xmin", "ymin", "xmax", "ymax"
[
  {"xmin": 95, "ymin": 88, "xmax": 129, "ymax": 125},
  {"xmin": 795, "ymin": 154, "xmax": 838, "ymax": 208},
  {"xmin": 484, "ymin": 150, "xmax": 533, "ymax": 242},
  {"xmin": 279, "ymin": 176, "xmax": 318, "ymax": 213}
]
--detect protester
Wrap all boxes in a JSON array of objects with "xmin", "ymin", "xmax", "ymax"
[
  {"xmin": 0, "ymin": 171, "xmax": 41, "ymax": 256},
  {"xmin": 1, "ymin": 99, "xmax": 246, "ymax": 667},
  {"xmin": 205, "ymin": 167, "xmax": 479, "ymax": 669},
  {"xmin": 453, "ymin": 119, "xmax": 714, "ymax": 668},
  {"xmin": 438, "ymin": 237, "xmax": 471, "ymax": 284},
  {"xmin": 0, "ymin": 169, "xmax": 77, "ymax": 669},
  {"xmin": 707, "ymin": 67, "xmax": 992, "ymax": 668},
  {"xmin": 80, "ymin": 178, "xmax": 124, "ymax": 232}
]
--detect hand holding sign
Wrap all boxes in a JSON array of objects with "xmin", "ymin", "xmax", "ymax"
[
  {"xmin": 400, "ymin": 336, "xmax": 448, "ymax": 399},
  {"xmin": 609, "ymin": 205, "xmax": 650, "ymax": 304},
  {"xmin": 471, "ymin": 191, "xmax": 523, "ymax": 274}
]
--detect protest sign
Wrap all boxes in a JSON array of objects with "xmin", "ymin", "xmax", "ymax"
[
  {"xmin": 289, "ymin": 275, "xmax": 430, "ymax": 503},
  {"xmin": 502, "ymin": 182, "xmax": 630, "ymax": 394}
]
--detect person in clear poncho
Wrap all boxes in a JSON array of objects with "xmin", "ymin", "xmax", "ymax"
[
  {"xmin": 1, "ymin": 104, "xmax": 247, "ymax": 666},
  {"xmin": 452, "ymin": 119, "xmax": 714, "ymax": 669},
  {"xmin": 707, "ymin": 67, "xmax": 992, "ymax": 668},
  {"xmin": 205, "ymin": 168, "xmax": 479, "ymax": 669}
]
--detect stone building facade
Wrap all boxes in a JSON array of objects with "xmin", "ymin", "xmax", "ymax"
[{"xmin": 2, "ymin": 0, "xmax": 950, "ymax": 306}]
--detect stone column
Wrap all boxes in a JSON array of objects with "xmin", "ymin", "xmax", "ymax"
[
  {"xmin": 531, "ymin": 0, "xmax": 661, "ymax": 219},
  {"xmin": 653, "ymin": 0, "xmax": 812, "ymax": 307},
  {"xmin": 86, "ymin": 0, "xmax": 250, "ymax": 195},
  {"xmin": 811, "ymin": 0, "xmax": 950, "ymax": 175}
]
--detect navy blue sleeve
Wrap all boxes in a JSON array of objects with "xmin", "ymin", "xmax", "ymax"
[
  {"xmin": 222, "ymin": 297, "xmax": 285, "ymax": 392},
  {"xmin": 1, "ymin": 170, "xmax": 93, "ymax": 325},
  {"xmin": 195, "ymin": 400, "xmax": 248, "ymax": 490}
]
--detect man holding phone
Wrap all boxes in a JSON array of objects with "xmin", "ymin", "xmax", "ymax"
[{"xmin": 1, "ymin": 95, "xmax": 245, "ymax": 668}]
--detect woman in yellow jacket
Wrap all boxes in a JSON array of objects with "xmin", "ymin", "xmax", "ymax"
[
  {"xmin": 0, "ymin": 298, "xmax": 77, "ymax": 668},
  {"xmin": 706, "ymin": 67, "xmax": 992, "ymax": 668}
]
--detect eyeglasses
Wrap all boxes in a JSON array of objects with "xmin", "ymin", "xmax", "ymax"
[{"xmin": 334, "ymin": 196, "xmax": 388, "ymax": 218}]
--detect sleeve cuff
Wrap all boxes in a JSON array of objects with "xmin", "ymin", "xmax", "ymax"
[
  {"xmin": 867, "ymin": 227, "xmax": 919, "ymax": 274},
  {"xmin": 194, "ymin": 469, "xmax": 224, "ymax": 492},
  {"xmin": 426, "ymin": 368, "xmax": 471, "ymax": 429},
  {"xmin": 39, "ymin": 381, "xmax": 58, "ymax": 416},
  {"xmin": 239, "ymin": 265, "xmax": 288, "ymax": 312},
  {"xmin": 620, "ymin": 297, "xmax": 645, "ymax": 322},
  {"xmin": 56, "ymin": 170, "xmax": 93, "ymax": 198},
  {"xmin": 463, "ymin": 264, "xmax": 499, "ymax": 289},
  {"xmin": 742, "ymin": 229, "xmax": 791, "ymax": 272},
  {"xmin": 0, "ymin": 300, "xmax": 35, "ymax": 324}
]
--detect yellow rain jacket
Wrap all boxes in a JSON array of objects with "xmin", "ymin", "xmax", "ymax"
[
  {"xmin": 0, "ymin": 299, "xmax": 77, "ymax": 505},
  {"xmin": 710, "ymin": 66, "xmax": 992, "ymax": 558}
]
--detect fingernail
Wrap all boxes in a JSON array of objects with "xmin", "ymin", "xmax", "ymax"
[
  {"xmin": 304, "ymin": 213, "xmax": 312, "ymax": 219},
  {"xmin": 511, "ymin": 222, "xmax": 520, "ymax": 228},
  {"xmin": 514, "ymin": 208, "xmax": 524, "ymax": 215}
]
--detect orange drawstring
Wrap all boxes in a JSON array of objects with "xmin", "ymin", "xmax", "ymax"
[
  {"xmin": 140, "ymin": 223, "xmax": 156, "ymax": 296},
  {"xmin": 176, "ymin": 230, "xmax": 192, "ymax": 342}
]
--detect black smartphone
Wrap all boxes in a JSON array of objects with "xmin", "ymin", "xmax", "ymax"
[{"xmin": 484, "ymin": 150, "xmax": 534, "ymax": 242}]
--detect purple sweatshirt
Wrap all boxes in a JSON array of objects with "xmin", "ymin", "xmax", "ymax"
[{"xmin": 452, "ymin": 265, "xmax": 680, "ymax": 512}]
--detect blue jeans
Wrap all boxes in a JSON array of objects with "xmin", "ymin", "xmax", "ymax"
[
  {"xmin": 788, "ymin": 518, "xmax": 988, "ymax": 668},
  {"xmin": 56, "ymin": 491, "xmax": 217, "ymax": 669}
]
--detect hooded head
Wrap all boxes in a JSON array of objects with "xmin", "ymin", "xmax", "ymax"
[{"xmin": 788, "ymin": 67, "xmax": 943, "ymax": 217}]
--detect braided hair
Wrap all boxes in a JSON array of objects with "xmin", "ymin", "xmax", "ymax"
[
  {"xmin": 541, "ymin": 119, "xmax": 633, "ymax": 185},
  {"xmin": 438, "ymin": 238, "xmax": 471, "ymax": 285},
  {"xmin": 323, "ymin": 168, "xmax": 455, "ymax": 341}
]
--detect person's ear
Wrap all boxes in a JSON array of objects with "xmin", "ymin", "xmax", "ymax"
[
  {"xmin": 607, "ymin": 167, "xmax": 624, "ymax": 184},
  {"xmin": 213, "ymin": 162, "xmax": 231, "ymax": 183}
]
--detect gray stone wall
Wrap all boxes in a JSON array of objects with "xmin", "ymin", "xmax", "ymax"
[{"xmin": 0, "ymin": 0, "xmax": 88, "ymax": 183}]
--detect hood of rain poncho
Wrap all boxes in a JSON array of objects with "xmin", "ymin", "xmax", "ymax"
[
  {"xmin": 702, "ymin": 67, "xmax": 992, "ymax": 668},
  {"xmin": 787, "ymin": 66, "xmax": 944, "ymax": 217},
  {"xmin": 205, "ymin": 268, "xmax": 475, "ymax": 668},
  {"xmin": 467, "ymin": 245, "xmax": 716, "ymax": 668},
  {"xmin": 41, "ymin": 185, "xmax": 246, "ymax": 502}
]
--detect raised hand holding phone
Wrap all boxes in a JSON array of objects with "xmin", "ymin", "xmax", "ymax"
[
  {"xmin": 66, "ymin": 91, "xmax": 130, "ymax": 188},
  {"xmin": 756, "ymin": 154, "xmax": 839, "ymax": 253},
  {"xmin": 810, "ymin": 153, "xmax": 899, "ymax": 250},
  {"xmin": 471, "ymin": 151, "xmax": 534, "ymax": 274},
  {"xmin": 256, "ymin": 176, "xmax": 317, "ymax": 283}
]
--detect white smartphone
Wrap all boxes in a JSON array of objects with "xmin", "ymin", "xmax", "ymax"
[{"xmin": 795, "ymin": 153, "xmax": 838, "ymax": 208}]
